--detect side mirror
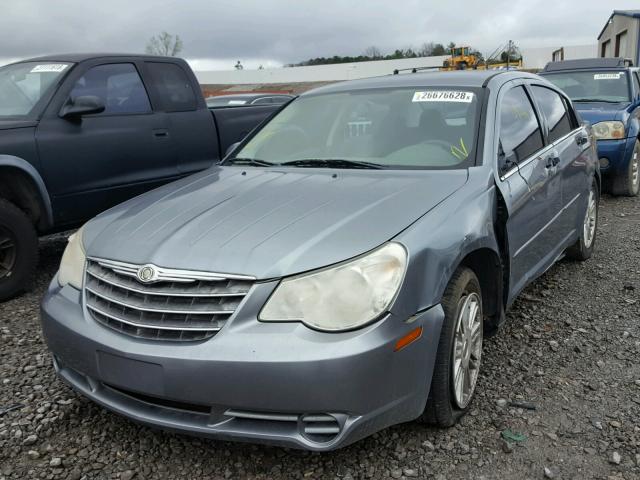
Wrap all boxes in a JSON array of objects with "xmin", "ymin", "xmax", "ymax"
[
  {"xmin": 60, "ymin": 96, "xmax": 105, "ymax": 119},
  {"xmin": 225, "ymin": 142, "xmax": 241, "ymax": 157}
]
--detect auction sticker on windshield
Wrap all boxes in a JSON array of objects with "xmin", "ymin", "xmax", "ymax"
[
  {"xmin": 594, "ymin": 73, "xmax": 622, "ymax": 80},
  {"xmin": 412, "ymin": 91, "xmax": 474, "ymax": 103},
  {"xmin": 30, "ymin": 64, "xmax": 69, "ymax": 73}
]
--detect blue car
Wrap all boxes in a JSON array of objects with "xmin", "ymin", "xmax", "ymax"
[{"xmin": 540, "ymin": 58, "xmax": 640, "ymax": 196}]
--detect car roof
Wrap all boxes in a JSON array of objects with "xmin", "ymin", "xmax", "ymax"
[
  {"xmin": 302, "ymin": 70, "xmax": 541, "ymax": 96},
  {"xmin": 542, "ymin": 57, "xmax": 632, "ymax": 73},
  {"xmin": 15, "ymin": 53, "xmax": 180, "ymax": 64}
]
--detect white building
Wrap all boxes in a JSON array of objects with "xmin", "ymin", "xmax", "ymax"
[
  {"xmin": 598, "ymin": 10, "xmax": 640, "ymax": 65},
  {"xmin": 521, "ymin": 44, "xmax": 598, "ymax": 70}
]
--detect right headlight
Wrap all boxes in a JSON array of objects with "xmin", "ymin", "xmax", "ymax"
[
  {"xmin": 58, "ymin": 226, "xmax": 86, "ymax": 290},
  {"xmin": 259, "ymin": 242, "xmax": 407, "ymax": 332},
  {"xmin": 592, "ymin": 121, "xmax": 625, "ymax": 140}
]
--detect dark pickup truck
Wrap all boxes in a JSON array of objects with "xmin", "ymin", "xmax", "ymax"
[{"xmin": 0, "ymin": 53, "xmax": 280, "ymax": 300}]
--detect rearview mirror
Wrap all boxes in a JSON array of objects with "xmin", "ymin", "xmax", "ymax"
[{"xmin": 60, "ymin": 95, "xmax": 105, "ymax": 119}]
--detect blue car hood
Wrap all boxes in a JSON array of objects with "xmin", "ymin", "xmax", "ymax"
[
  {"xmin": 573, "ymin": 102, "xmax": 629, "ymax": 125},
  {"xmin": 83, "ymin": 166, "xmax": 468, "ymax": 279}
]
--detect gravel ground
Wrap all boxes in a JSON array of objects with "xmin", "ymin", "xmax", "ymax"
[{"xmin": 1, "ymin": 193, "xmax": 639, "ymax": 480}]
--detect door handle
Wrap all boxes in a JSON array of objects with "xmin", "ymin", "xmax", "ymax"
[
  {"xmin": 576, "ymin": 134, "xmax": 588, "ymax": 146},
  {"xmin": 545, "ymin": 153, "xmax": 560, "ymax": 168},
  {"xmin": 153, "ymin": 129, "xmax": 169, "ymax": 138}
]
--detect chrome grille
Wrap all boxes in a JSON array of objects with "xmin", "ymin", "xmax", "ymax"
[{"xmin": 84, "ymin": 258, "xmax": 254, "ymax": 341}]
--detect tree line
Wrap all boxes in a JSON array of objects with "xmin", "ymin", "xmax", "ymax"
[{"xmin": 288, "ymin": 42, "xmax": 521, "ymax": 67}]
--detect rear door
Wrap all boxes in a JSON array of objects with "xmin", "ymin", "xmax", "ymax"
[
  {"xmin": 143, "ymin": 61, "xmax": 218, "ymax": 175},
  {"xmin": 37, "ymin": 61, "xmax": 180, "ymax": 225},
  {"xmin": 494, "ymin": 82, "xmax": 565, "ymax": 303},
  {"xmin": 529, "ymin": 83, "xmax": 589, "ymax": 238}
]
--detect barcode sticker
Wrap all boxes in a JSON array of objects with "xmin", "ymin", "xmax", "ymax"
[
  {"xmin": 30, "ymin": 64, "xmax": 68, "ymax": 73},
  {"xmin": 594, "ymin": 73, "xmax": 621, "ymax": 80},
  {"xmin": 412, "ymin": 91, "xmax": 474, "ymax": 103}
]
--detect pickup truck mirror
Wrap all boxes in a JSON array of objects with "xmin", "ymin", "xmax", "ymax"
[
  {"xmin": 60, "ymin": 96, "xmax": 106, "ymax": 119},
  {"xmin": 225, "ymin": 142, "xmax": 241, "ymax": 157}
]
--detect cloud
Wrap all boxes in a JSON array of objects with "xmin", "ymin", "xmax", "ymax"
[{"xmin": 0, "ymin": 0, "xmax": 637, "ymax": 70}]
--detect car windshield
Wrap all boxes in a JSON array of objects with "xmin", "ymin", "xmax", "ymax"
[
  {"xmin": 543, "ymin": 71, "xmax": 630, "ymax": 103},
  {"xmin": 231, "ymin": 87, "xmax": 481, "ymax": 169},
  {"xmin": 0, "ymin": 61, "xmax": 71, "ymax": 118}
]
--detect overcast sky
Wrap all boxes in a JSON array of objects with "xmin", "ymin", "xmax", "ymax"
[{"xmin": 1, "ymin": 0, "xmax": 639, "ymax": 70}]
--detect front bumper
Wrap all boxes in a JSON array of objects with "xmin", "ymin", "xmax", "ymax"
[
  {"xmin": 596, "ymin": 137, "xmax": 636, "ymax": 176},
  {"xmin": 41, "ymin": 277, "xmax": 444, "ymax": 451}
]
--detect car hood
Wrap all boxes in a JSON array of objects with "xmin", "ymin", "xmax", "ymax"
[
  {"xmin": 573, "ymin": 102, "xmax": 628, "ymax": 124},
  {"xmin": 0, "ymin": 119, "xmax": 38, "ymax": 130},
  {"xmin": 84, "ymin": 166, "xmax": 468, "ymax": 279}
]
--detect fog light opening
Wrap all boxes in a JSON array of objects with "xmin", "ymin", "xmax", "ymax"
[{"xmin": 599, "ymin": 157, "xmax": 610, "ymax": 169}]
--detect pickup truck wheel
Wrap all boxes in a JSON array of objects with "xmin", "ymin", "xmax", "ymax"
[
  {"xmin": 0, "ymin": 199, "xmax": 38, "ymax": 301},
  {"xmin": 566, "ymin": 179, "xmax": 598, "ymax": 261},
  {"xmin": 611, "ymin": 139, "xmax": 640, "ymax": 196},
  {"xmin": 419, "ymin": 267, "xmax": 483, "ymax": 427}
]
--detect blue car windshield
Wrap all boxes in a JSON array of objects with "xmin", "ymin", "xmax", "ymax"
[
  {"xmin": 233, "ymin": 87, "xmax": 481, "ymax": 169},
  {"xmin": 543, "ymin": 71, "xmax": 630, "ymax": 103},
  {"xmin": 0, "ymin": 61, "xmax": 72, "ymax": 117}
]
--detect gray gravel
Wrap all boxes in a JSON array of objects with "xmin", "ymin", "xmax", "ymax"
[{"xmin": 1, "ymin": 193, "xmax": 639, "ymax": 480}]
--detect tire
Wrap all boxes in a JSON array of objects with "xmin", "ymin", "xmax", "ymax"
[
  {"xmin": 0, "ymin": 199, "xmax": 38, "ymax": 301},
  {"xmin": 419, "ymin": 267, "xmax": 483, "ymax": 427},
  {"xmin": 566, "ymin": 179, "xmax": 599, "ymax": 261},
  {"xmin": 611, "ymin": 139, "xmax": 640, "ymax": 196}
]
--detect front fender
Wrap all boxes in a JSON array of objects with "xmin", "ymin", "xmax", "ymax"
[
  {"xmin": 0, "ymin": 154, "xmax": 53, "ymax": 230},
  {"xmin": 391, "ymin": 167, "xmax": 501, "ymax": 319}
]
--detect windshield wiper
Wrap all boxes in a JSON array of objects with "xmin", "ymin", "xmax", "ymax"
[
  {"xmin": 572, "ymin": 98, "xmax": 625, "ymax": 103},
  {"xmin": 277, "ymin": 158, "xmax": 386, "ymax": 169},
  {"xmin": 224, "ymin": 157, "xmax": 275, "ymax": 167}
]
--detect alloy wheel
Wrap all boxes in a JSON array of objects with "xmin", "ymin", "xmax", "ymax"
[
  {"xmin": 583, "ymin": 188, "xmax": 597, "ymax": 249},
  {"xmin": 451, "ymin": 292, "xmax": 482, "ymax": 409},
  {"xmin": 0, "ymin": 227, "xmax": 17, "ymax": 279}
]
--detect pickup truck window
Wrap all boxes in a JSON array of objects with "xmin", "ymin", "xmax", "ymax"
[
  {"xmin": 146, "ymin": 62, "xmax": 197, "ymax": 112},
  {"xmin": 530, "ymin": 86, "xmax": 573, "ymax": 143},
  {"xmin": 233, "ymin": 88, "xmax": 481, "ymax": 169},
  {"xmin": 498, "ymin": 86, "xmax": 544, "ymax": 171},
  {"xmin": 544, "ymin": 71, "xmax": 630, "ymax": 103},
  {"xmin": 0, "ymin": 61, "xmax": 71, "ymax": 117},
  {"xmin": 69, "ymin": 63, "xmax": 151, "ymax": 115}
]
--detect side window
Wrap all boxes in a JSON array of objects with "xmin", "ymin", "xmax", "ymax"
[
  {"xmin": 498, "ymin": 86, "xmax": 544, "ymax": 171},
  {"xmin": 145, "ymin": 62, "xmax": 197, "ymax": 111},
  {"xmin": 633, "ymin": 72, "xmax": 640, "ymax": 97},
  {"xmin": 530, "ymin": 86, "xmax": 573, "ymax": 143},
  {"xmin": 68, "ymin": 63, "xmax": 151, "ymax": 115}
]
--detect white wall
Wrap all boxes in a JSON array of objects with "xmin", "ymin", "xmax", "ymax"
[
  {"xmin": 194, "ymin": 56, "xmax": 449, "ymax": 85},
  {"xmin": 522, "ymin": 44, "xmax": 598, "ymax": 69}
]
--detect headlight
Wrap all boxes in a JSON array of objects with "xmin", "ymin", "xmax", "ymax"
[
  {"xmin": 592, "ymin": 121, "xmax": 625, "ymax": 140},
  {"xmin": 259, "ymin": 243, "xmax": 407, "ymax": 332},
  {"xmin": 58, "ymin": 226, "xmax": 86, "ymax": 289}
]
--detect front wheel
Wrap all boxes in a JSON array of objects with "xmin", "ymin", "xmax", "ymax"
[
  {"xmin": 0, "ymin": 199, "xmax": 38, "ymax": 301},
  {"xmin": 611, "ymin": 139, "xmax": 640, "ymax": 196},
  {"xmin": 566, "ymin": 179, "xmax": 598, "ymax": 261},
  {"xmin": 419, "ymin": 267, "xmax": 483, "ymax": 427}
]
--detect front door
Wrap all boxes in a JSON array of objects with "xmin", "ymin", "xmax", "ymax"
[
  {"xmin": 494, "ymin": 83, "xmax": 565, "ymax": 304},
  {"xmin": 37, "ymin": 62, "xmax": 180, "ymax": 226}
]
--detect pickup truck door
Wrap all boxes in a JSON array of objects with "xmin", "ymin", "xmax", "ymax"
[
  {"xmin": 494, "ymin": 83, "xmax": 565, "ymax": 304},
  {"xmin": 36, "ymin": 61, "xmax": 180, "ymax": 226},
  {"xmin": 142, "ymin": 61, "xmax": 218, "ymax": 175}
]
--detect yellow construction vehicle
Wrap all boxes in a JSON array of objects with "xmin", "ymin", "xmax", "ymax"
[{"xmin": 442, "ymin": 46, "xmax": 479, "ymax": 70}]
